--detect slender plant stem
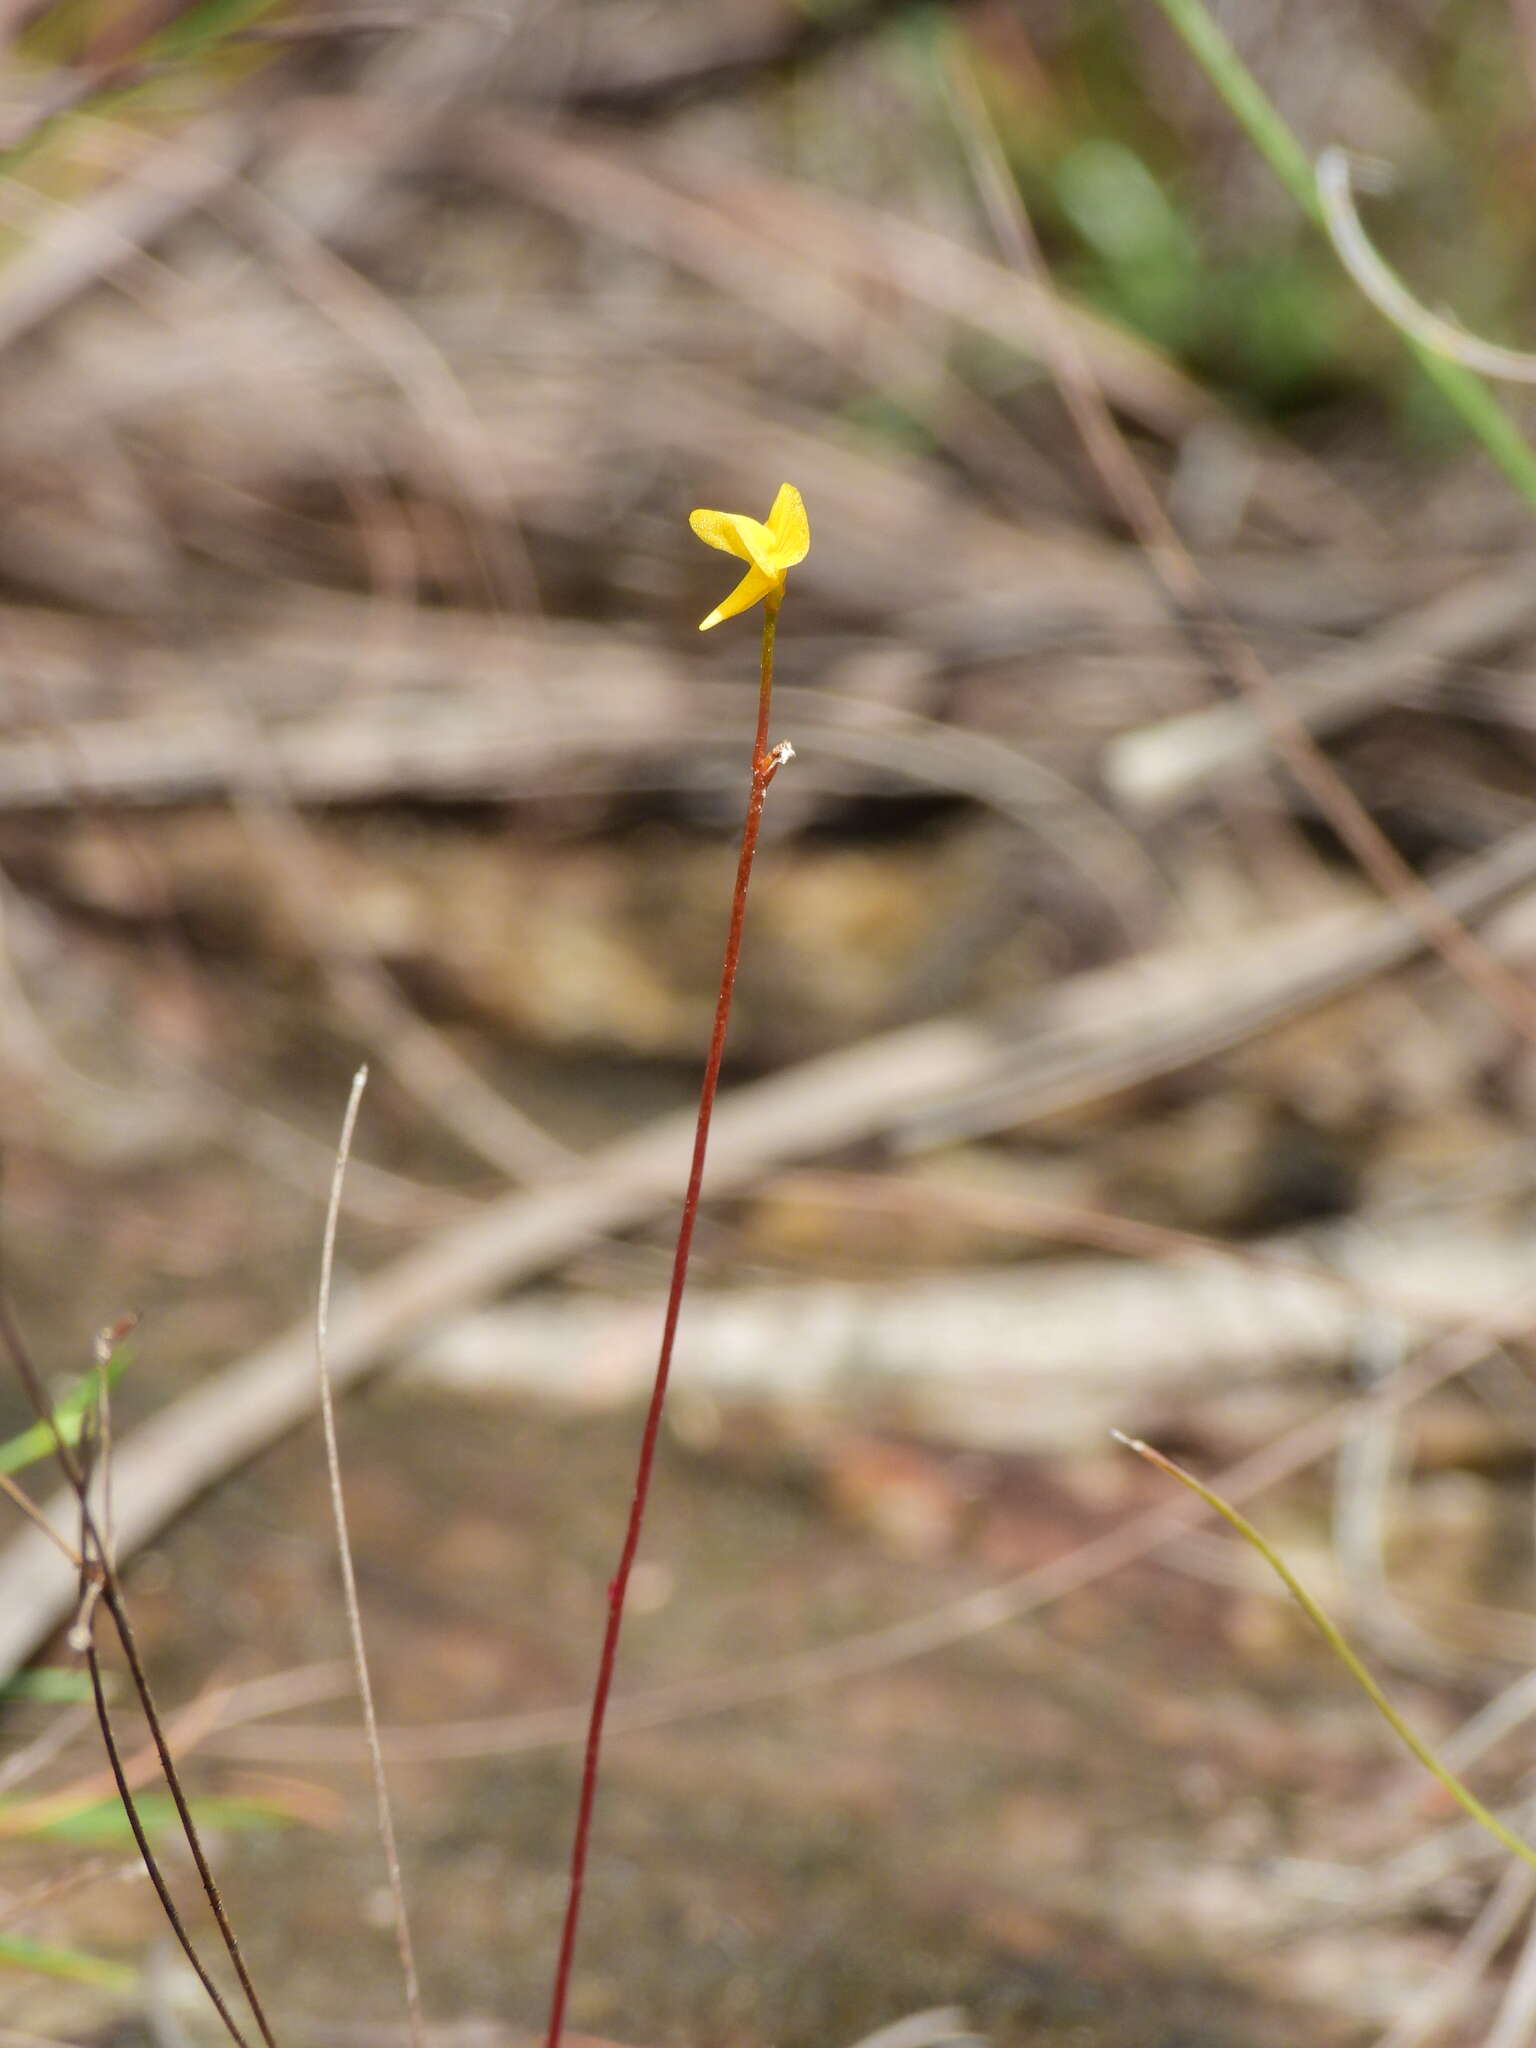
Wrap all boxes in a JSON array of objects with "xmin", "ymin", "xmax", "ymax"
[
  {"xmin": 96, "ymin": 1575, "xmax": 280, "ymax": 2047},
  {"xmin": 0, "ymin": 1295, "xmax": 278, "ymax": 2048},
  {"xmin": 543, "ymin": 590, "xmax": 788, "ymax": 2048},
  {"xmin": 82, "ymin": 1604, "xmax": 255, "ymax": 2048},
  {"xmin": 314, "ymin": 1067, "xmax": 426, "ymax": 2048}
]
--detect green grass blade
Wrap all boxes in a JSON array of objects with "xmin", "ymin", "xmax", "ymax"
[
  {"xmin": 149, "ymin": 0, "xmax": 284, "ymax": 60},
  {"xmin": 1115, "ymin": 1433, "xmax": 1536, "ymax": 1875},
  {"xmin": 13, "ymin": 1791, "xmax": 295, "ymax": 1847},
  {"xmin": 0, "ymin": 1930, "xmax": 137, "ymax": 1991},
  {"xmin": 0, "ymin": 1351, "xmax": 129, "ymax": 1478},
  {"xmin": 1150, "ymin": 0, "xmax": 1317, "ymax": 216},
  {"xmin": 0, "ymin": 1667, "xmax": 98, "ymax": 1703}
]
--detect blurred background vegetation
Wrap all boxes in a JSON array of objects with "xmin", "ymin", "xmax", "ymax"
[{"xmin": 5, "ymin": 3, "xmax": 1536, "ymax": 2045}]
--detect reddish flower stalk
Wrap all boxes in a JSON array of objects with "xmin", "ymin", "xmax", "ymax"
[{"xmin": 544, "ymin": 589, "xmax": 791, "ymax": 2048}]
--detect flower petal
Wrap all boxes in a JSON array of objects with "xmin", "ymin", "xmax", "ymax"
[
  {"xmin": 763, "ymin": 482, "xmax": 809, "ymax": 568},
  {"xmin": 689, "ymin": 509, "xmax": 777, "ymax": 573},
  {"xmin": 699, "ymin": 561, "xmax": 781, "ymax": 631}
]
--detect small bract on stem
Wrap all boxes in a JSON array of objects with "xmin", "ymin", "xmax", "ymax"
[{"xmin": 543, "ymin": 486, "xmax": 808, "ymax": 2048}]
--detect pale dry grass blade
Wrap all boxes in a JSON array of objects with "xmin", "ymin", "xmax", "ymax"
[
  {"xmin": 1436, "ymin": 1669, "xmax": 1536, "ymax": 1784},
  {"xmin": 842, "ymin": 2011, "xmax": 985, "ymax": 2048},
  {"xmin": 0, "ymin": 1702, "xmax": 94, "ymax": 1797},
  {"xmin": 312, "ymin": 1067, "xmax": 425, "ymax": 2048},
  {"xmin": 1105, "ymin": 559, "xmax": 1536, "ymax": 815},
  {"xmin": 1375, "ymin": 1860, "xmax": 1536, "ymax": 2048},
  {"xmin": 0, "ymin": 1854, "xmax": 139, "ymax": 1935},
  {"xmin": 1330, "ymin": 1312, "xmax": 1472, "ymax": 1677},
  {"xmin": 0, "ymin": 1467, "xmax": 79, "ymax": 1566},
  {"xmin": 1483, "ymin": 1892, "xmax": 1536, "ymax": 2048},
  {"xmin": 1318, "ymin": 147, "xmax": 1536, "ymax": 383}
]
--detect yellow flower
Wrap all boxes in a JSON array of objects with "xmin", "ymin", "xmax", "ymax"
[{"xmin": 689, "ymin": 482, "xmax": 809, "ymax": 631}]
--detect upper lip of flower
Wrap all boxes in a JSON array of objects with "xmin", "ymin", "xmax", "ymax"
[{"xmin": 689, "ymin": 482, "xmax": 809, "ymax": 630}]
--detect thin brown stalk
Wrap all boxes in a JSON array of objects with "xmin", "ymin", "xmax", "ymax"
[
  {"xmin": 0, "ymin": 1467, "xmax": 78, "ymax": 1566},
  {"xmin": 543, "ymin": 592, "xmax": 792, "ymax": 2048},
  {"xmin": 79, "ymin": 1571, "xmax": 254, "ymax": 2048},
  {"xmin": 94, "ymin": 1542, "xmax": 280, "ymax": 2045},
  {"xmin": 313, "ymin": 1066, "xmax": 426, "ymax": 2048},
  {"xmin": 0, "ymin": 1295, "xmax": 85, "ymax": 1495},
  {"xmin": 91, "ymin": 1334, "xmax": 117, "ymax": 1579},
  {"xmin": 0, "ymin": 1292, "xmax": 279, "ymax": 2048}
]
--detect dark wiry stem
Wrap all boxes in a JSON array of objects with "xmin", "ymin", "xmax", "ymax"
[{"xmin": 0, "ymin": 1292, "xmax": 279, "ymax": 2048}]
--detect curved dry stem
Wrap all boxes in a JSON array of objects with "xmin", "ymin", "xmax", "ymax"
[
  {"xmin": 1484, "ymin": 1891, "xmax": 1536, "ymax": 2048},
  {"xmin": 0, "ymin": 1468, "xmax": 78, "ymax": 1567},
  {"xmin": 314, "ymin": 1067, "xmax": 426, "ymax": 2048},
  {"xmin": 81, "ymin": 1623, "xmax": 255, "ymax": 2048},
  {"xmin": 1374, "ymin": 1860, "xmax": 1536, "ymax": 2048},
  {"xmin": 1318, "ymin": 147, "xmax": 1536, "ymax": 384},
  {"xmin": 0, "ymin": 1301, "xmax": 278, "ymax": 2048}
]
